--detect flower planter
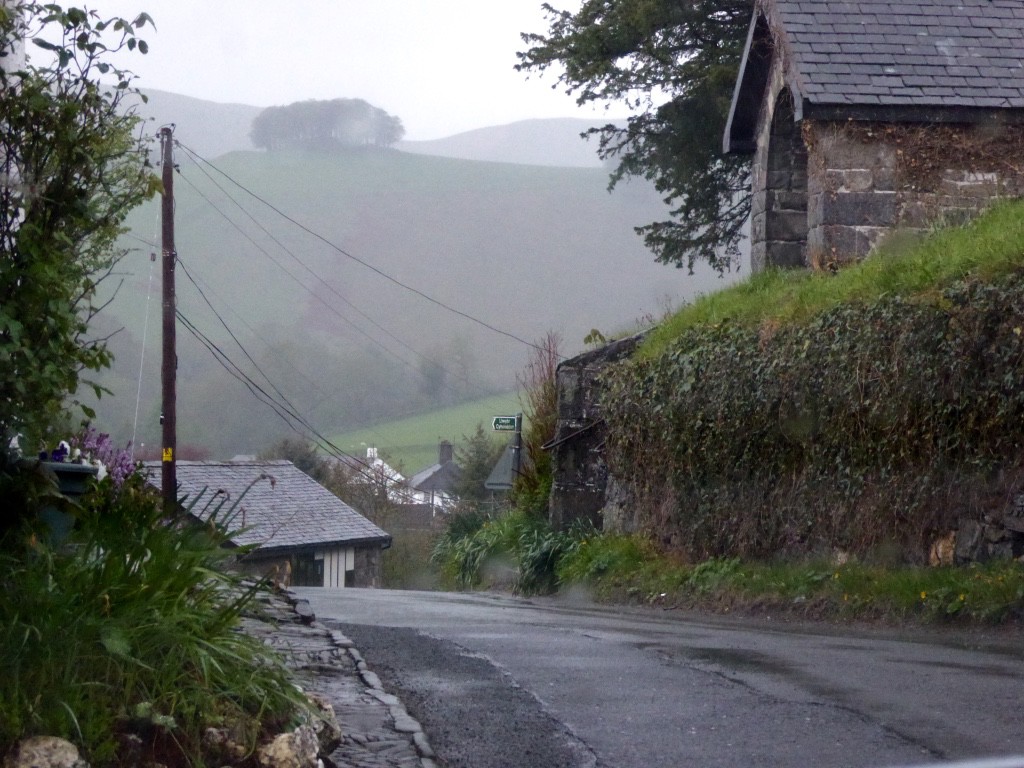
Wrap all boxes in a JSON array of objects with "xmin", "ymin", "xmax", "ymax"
[
  {"xmin": 42, "ymin": 461, "xmax": 99, "ymax": 497},
  {"xmin": 39, "ymin": 461, "xmax": 98, "ymax": 543}
]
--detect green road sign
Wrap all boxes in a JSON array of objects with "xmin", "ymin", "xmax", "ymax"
[{"xmin": 492, "ymin": 416, "xmax": 517, "ymax": 432}]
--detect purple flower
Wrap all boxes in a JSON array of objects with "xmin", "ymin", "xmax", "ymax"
[{"xmin": 69, "ymin": 427, "xmax": 137, "ymax": 488}]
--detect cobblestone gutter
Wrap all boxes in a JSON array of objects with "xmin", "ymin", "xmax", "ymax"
[{"xmin": 241, "ymin": 590, "xmax": 438, "ymax": 768}]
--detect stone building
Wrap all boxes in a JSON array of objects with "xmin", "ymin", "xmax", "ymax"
[{"xmin": 724, "ymin": 0, "xmax": 1024, "ymax": 271}]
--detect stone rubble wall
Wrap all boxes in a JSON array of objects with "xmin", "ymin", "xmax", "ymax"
[{"xmin": 547, "ymin": 334, "xmax": 645, "ymax": 532}]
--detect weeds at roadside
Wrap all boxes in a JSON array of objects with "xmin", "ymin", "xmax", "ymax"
[
  {"xmin": 0, "ymin": 470, "xmax": 309, "ymax": 766},
  {"xmin": 556, "ymin": 533, "xmax": 1024, "ymax": 625}
]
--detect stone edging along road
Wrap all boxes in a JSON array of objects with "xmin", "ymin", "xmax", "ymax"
[{"xmin": 243, "ymin": 588, "xmax": 439, "ymax": 768}]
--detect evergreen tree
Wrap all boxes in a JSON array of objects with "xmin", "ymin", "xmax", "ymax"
[
  {"xmin": 516, "ymin": 0, "xmax": 754, "ymax": 272},
  {"xmin": 454, "ymin": 423, "xmax": 504, "ymax": 504}
]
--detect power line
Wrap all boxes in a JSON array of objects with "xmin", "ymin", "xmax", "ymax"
[
  {"xmin": 175, "ymin": 155, "xmax": 440, "ymax": 367},
  {"xmin": 171, "ymin": 154, "xmax": 501, "ymax": 400},
  {"xmin": 131, "ymin": 226, "xmax": 487, "ymax": 457},
  {"xmin": 176, "ymin": 306, "xmax": 418, "ymax": 500},
  {"xmin": 175, "ymin": 140, "xmax": 553, "ymax": 355},
  {"xmin": 172, "ymin": 167, "xmax": 422, "ymax": 374},
  {"xmin": 177, "ymin": 256, "xmax": 301, "ymax": 415}
]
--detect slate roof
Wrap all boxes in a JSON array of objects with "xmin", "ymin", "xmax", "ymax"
[
  {"xmin": 144, "ymin": 460, "xmax": 390, "ymax": 553},
  {"xmin": 408, "ymin": 460, "xmax": 461, "ymax": 494},
  {"xmin": 726, "ymin": 0, "xmax": 1024, "ymax": 151}
]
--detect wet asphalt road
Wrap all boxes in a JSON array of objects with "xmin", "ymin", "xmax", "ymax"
[{"xmin": 295, "ymin": 588, "xmax": 1024, "ymax": 768}]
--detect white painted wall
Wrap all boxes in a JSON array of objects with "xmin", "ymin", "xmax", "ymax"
[{"xmin": 318, "ymin": 547, "xmax": 355, "ymax": 588}]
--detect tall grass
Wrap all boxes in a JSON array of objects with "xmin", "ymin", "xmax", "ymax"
[
  {"xmin": 431, "ymin": 509, "xmax": 593, "ymax": 594},
  {"xmin": 557, "ymin": 533, "xmax": 1024, "ymax": 624},
  {"xmin": 643, "ymin": 199, "xmax": 1024, "ymax": 357},
  {"xmin": 0, "ymin": 472, "xmax": 306, "ymax": 765}
]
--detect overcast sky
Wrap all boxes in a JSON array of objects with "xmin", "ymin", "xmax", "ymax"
[{"xmin": 85, "ymin": 0, "xmax": 620, "ymax": 141}]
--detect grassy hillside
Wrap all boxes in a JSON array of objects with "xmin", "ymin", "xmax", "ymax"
[
  {"xmin": 124, "ymin": 88, "xmax": 261, "ymax": 159},
  {"xmin": 398, "ymin": 118, "xmax": 619, "ymax": 168},
  {"xmin": 327, "ymin": 392, "xmax": 522, "ymax": 473},
  {"xmin": 91, "ymin": 143, "xmax": 728, "ymax": 457},
  {"xmin": 644, "ymin": 199, "xmax": 1024, "ymax": 356}
]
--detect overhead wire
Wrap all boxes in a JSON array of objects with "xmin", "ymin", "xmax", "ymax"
[
  {"xmin": 130, "ymin": 229, "xmax": 391, "ymax": 479},
  {"xmin": 174, "ymin": 140, "xmax": 556, "ymax": 356},
  {"xmin": 171, "ymin": 167, "xmax": 423, "ymax": 375},
  {"xmin": 176, "ymin": 305, "xmax": 419, "ymax": 499},
  {"xmin": 173, "ymin": 154, "xmax": 439, "ymax": 368},
  {"xmin": 130, "ymin": 134, "xmax": 539, "ymax": 492},
  {"xmin": 130, "ymin": 216, "xmax": 460, "ymax": 457},
  {"xmin": 171, "ymin": 152, "xmax": 502, "ymax": 405},
  {"xmin": 129, "ymin": 220, "xmax": 159, "ymax": 459},
  {"xmin": 171, "ymin": 161, "xmax": 501, "ymax": 428}
]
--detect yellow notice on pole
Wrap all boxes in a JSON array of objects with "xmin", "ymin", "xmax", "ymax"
[{"xmin": 162, "ymin": 447, "xmax": 173, "ymax": 462}]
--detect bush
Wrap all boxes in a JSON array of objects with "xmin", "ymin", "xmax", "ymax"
[
  {"xmin": 432, "ymin": 509, "xmax": 593, "ymax": 594},
  {"xmin": 0, "ymin": 469, "xmax": 306, "ymax": 765}
]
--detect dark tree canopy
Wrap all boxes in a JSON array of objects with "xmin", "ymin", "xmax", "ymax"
[
  {"xmin": 517, "ymin": 0, "xmax": 754, "ymax": 272},
  {"xmin": 250, "ymin": 98, "xmax": 405, "ymax": 151}
]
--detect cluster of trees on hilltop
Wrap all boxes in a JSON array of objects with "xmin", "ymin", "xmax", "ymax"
[{"xmin": 250, "ymin": 98, "xmax": 405, "ymax": 151}]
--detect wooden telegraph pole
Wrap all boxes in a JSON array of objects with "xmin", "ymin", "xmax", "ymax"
[{"xmin": 160, "ymin": 126, "xmax": 177, "ymax": 510}]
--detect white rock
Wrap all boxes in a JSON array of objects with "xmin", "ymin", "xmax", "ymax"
[
  {"xmin": 256, "ymin": 725, "xmax": 320, "ymax": 768},
  {"xmin": 3, "ymin": 736, "xmax": 88, "ymax": 768}
]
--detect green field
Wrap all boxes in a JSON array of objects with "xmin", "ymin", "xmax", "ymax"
[{"xmin": 326, "ymin": 392, "xmax": 524, "ymax": 473}]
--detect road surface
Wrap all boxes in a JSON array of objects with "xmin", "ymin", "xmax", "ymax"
[{"xmin": 295, "ymin": 588, "xmax": 1024, "ymax": 768}]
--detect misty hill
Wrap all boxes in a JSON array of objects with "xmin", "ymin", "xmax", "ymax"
[
  {"xmin": 398, "ymin": 118, "xmax": 620, "ymax": 168},
  {"xmin": 87, "ymin": 101, "xmax": 738, "ymax": 459},
  {"xmin": 124, "ymin": 87, "xmax": 261, "ymax": 158},
  {"xmin": 126, "ymin": 88, "xmax": 619, "ymax": 169}
]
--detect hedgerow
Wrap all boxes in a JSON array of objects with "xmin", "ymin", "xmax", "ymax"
[{"xmin": 603, "ymin": 270, "xmax": 1024, "ymax": 562}]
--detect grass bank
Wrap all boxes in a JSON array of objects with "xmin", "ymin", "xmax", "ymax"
[
  {"xmin": 559, "ymin": 534, "xmax": 1024, "ymax": 625},
  {"xmin": 643, "ymin": 199, "xmax": 1024, "ymax": 357},
  {"xmin": 327, "ymin": 392, "xmax": 522, "ymax": 472}
]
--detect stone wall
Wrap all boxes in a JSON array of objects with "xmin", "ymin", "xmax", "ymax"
[
  {"xmin": 750, "ymin": 54, "xmax": 810, "ymax": 271},
  {"xmin": 353, "ymin": 546, "xmax": 383, "ymax": 588},
  {"xmin": 547, "ymin": 333, "xmax": 646, "ymax": 531},
  {"xmin": 805, "ymin": 121, "xmax": 1024, "ymax": 265}
]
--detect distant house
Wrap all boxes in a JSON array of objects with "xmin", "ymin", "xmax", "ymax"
[
  {"xmin": 145, "ymin": 459, "xmax": 391, "ymax": 588},
  {"xmin": 724, "ymin": 0, "xmax": 1024, "ymax": 271},
  {"xmin": 327, "ymin": 447, "xmax": 409, "ymax": 505},
  {"xmin": 407, "ymin": 440, "xmax": 461, "ymax": 513}
]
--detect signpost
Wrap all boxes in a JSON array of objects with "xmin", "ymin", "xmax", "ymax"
[
  {"xmin": 492, "ymin": 416, "xmax": 517, "ymax": 432},
  {"xmin": 491, "ymin": 413, "xmax": 524, "ymax": 481}
]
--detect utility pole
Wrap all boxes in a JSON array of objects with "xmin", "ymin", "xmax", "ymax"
[{"xmin": 160, "ymin": 126, "xmax": 177, "ymax": 511}]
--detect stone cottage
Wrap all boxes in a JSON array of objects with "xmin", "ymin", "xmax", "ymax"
[
  {"xmin": 724, "ymin": 0, "xmax": 1024, "ymax": 271},
  {"xmin": 146, "ymin": 459, "xmax": 391, "ymax": 588}
]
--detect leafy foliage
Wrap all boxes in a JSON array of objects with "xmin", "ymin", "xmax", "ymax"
[
  {"xmin": 0, "ymin": 471, "xmax": 307, "ymax": 765},
  {"xmin": 431, "ymin": 509, "xmax": 593, "ymax": 594},
  {"xmin": 516, "ymin": 0, "xmax": 754, "ymax": 270},
  {"xmin": 603, "ymin": 262, "xmax": 1024, "ymax": 561},
  {"xmin": 512, "ymin": 332, "xmax": 561, "ymax": 514},
  {"xmin": 0, "ymin": 3, "xmax": 157, "ymax": 446}
]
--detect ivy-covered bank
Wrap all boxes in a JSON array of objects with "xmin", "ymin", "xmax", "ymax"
[{"xmin": 602, "ymin": 203, "xmax": 1024, "ymax": 565}]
